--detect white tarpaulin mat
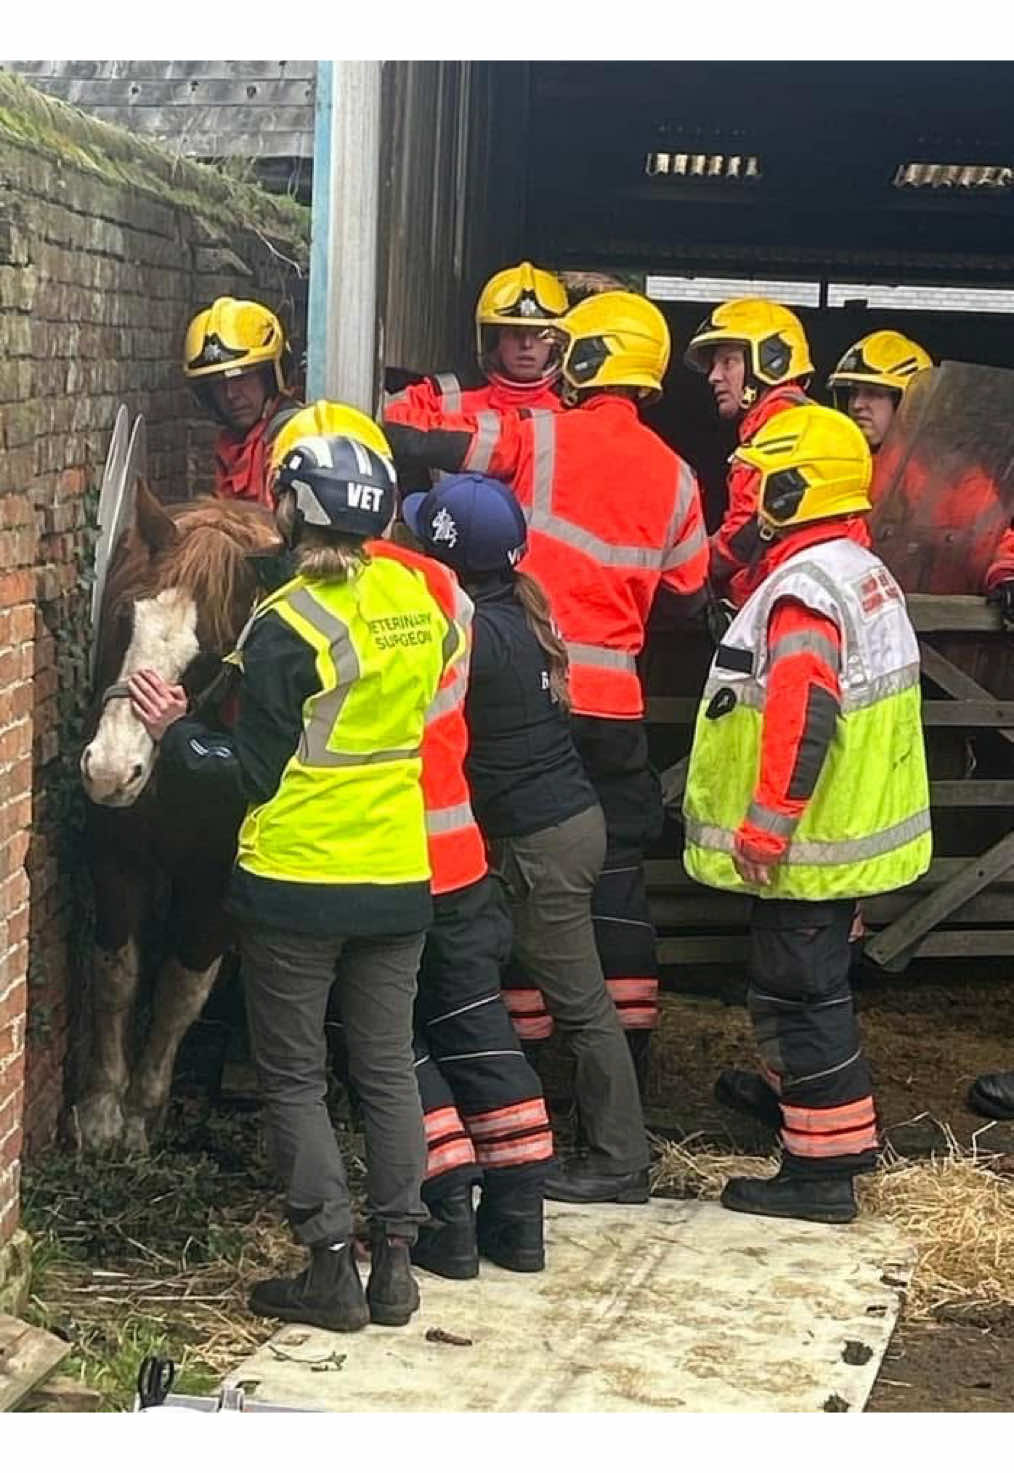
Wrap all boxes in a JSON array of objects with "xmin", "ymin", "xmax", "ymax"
[{"xmin": 227, "ymin": 1198, "xmax": 912, "ymax": 1413}]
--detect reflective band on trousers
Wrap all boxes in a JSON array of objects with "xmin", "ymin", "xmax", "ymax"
[
  {"xmin": 426, "ymin": 801, "xmax": 478, "ymax": 836},
  {"xmin": 684, "ymin": 809, "xmax": 931, "ymax": 867},
  {"xmin": 566, "ymin": 641, "xmax": 637, "ymax": 673}
]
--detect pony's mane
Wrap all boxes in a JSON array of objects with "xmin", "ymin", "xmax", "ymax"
[{"xmin": 103, "ymin": 497, "xmax": 282, "ymax": 654}]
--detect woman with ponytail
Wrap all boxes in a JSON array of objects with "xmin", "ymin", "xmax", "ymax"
[{"xmin": 403, "ymin": 475, "xmax": 649, "ymax": 1202}]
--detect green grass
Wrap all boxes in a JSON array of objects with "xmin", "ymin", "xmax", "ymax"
[{"xmin": 18, "ymin": 1102, "xmax": 299, "ymax": 1411}]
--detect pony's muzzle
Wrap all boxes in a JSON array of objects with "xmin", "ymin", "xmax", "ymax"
[{"xmin": 81, "ymin": 743, "xmax": 149, "ymax": 807}]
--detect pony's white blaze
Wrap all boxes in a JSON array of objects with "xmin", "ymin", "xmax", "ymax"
[{"xmin": 81, "ymin": 587, "xmax": 199, "ymax": 806}]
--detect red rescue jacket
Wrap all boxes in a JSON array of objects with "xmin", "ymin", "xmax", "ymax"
[
  {"xmin": 710, "ymin": 383, "xmax": 812, "ymax": 607},
  {"xmin": 369, "ymin": 540, "xmax": 487, "ymax": 897},
  {"xmin": 456, "ymin": 394, "xmax": 710, "ymax": 719},
  {"xmin": 385, "ymin": 370, "xmax": 561, "ymax": 424}
]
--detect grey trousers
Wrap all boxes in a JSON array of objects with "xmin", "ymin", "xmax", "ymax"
[
  {"xmin": 490, "ymin": 804, "xmax": 649, "ymax": 1175},
  {"xmin": 240, "ymin": 924, "xmax": 427, "ymax": 1247}
]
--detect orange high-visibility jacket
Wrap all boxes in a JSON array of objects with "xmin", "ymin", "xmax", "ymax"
[
  {"xmin": 385, "ymin": 371, "xmax": 561, "ymax": 424},
  {"xmin": 369, "ymin": 540, "xmax": 487, "ymax": 896},
  {"xmin": 711, "ymin": 383, "xmax": 812, "ymax": 607},
  {"xmin": 452, "ymin": 394, "xmax": 710, "ymax": 719}
]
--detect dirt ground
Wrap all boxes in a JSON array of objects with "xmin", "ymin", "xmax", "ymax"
[{"xmin": 635, "ymin": 962, "xmax": 1014, "ymax": 1413}]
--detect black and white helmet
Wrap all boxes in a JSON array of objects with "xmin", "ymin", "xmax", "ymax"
[{"xmin": 275, "ymin": 434, "xmax": 397, "ymax": 541}]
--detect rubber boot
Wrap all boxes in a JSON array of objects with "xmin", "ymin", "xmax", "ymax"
[
  {"xmin": 367, "ymin": 1233, "xmax": 421, "ymax": 1326},
  {"xmin": 411, "ymin": 1187, "xmax": 479, "ymax": 1280},
  {"xmin": 626, "ymin": 1029, "xmax": 652, "ymax": 1099},
  {"xmin": 543, "ymin": 1156, "xmax": 649, "ymax": 1204},
  {"xmin": 967, "ymin": 1069, "xmax": 1014, "ymax": 1121},
  {"xmin": 476, "ymin": 1189, "xmax": 545, "ymax": 1273},
  {"xmin": 248, "ymin": 1241, "xmax": 369, "ymax": 1332},
  {"xmin": 714, "ymin": 1069, "xmax": 783, "ymax": 1129},
  {"xmin": 720, "ymin": 1164, "xmax": 857, "ymax": 1225}
]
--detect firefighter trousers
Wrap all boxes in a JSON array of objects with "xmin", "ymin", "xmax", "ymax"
[
  {"xmin": 413, "ymin": 876, "xmax": 554, "ymax": 1206},
  {"xmin": 748, "ymin": 898, "xmax": 880, "ymax": 1178},
  {"xmin": 501, "ymin": 716, "xmax": 662, "ymax": 1054}
]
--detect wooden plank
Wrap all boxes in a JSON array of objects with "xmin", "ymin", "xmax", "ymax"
[
  {"xmin": 650, "ymin": 889, "xmax": 1014, "ymax": 929},
  {"xmin": 929, "ymin": 780, "xmax": 1014, "ymax": 805},
  {"xmin": 644, "ymin": 856, "xmax": 1014, "ymax": 891},
  {"xmin": 864, "ymin": 828, "xmax": 1014, "ymax": 970},
  {"xmin": 922, "ymin": 700, "xmax": 1014, "ymax": 727},
  {"xmin": 19, "ymin": 1375, "xmax": 103, "ymax": 1413},
  {"xmin": 645, "ymin": 697, "xmax": 697, "ymax": 725},
  {"xmin": 906, "ymin": 929, "xmax": 1014, "ymax": 958},
  {"xmin": 0, "ymin": 1313, "xmax": 70, "ymax": 1412},
  {"xmin": 658, "ymin": 926, "xmax": 1014, "ymax": 971},
  {"xmin": 657, "ymin": 936, "xmax": 749, "ymax": 965},
  {"xmin": 908, "ymin": 594, "xmax": 1002, "ymax": 633},
  {"xmin": 919, "ymin": 643, "xmax": 1014, "ymax": 749}
]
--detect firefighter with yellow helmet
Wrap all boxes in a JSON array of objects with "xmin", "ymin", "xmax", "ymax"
[
  {"xmin": 827, "ymin": 330, "xmax": 933, "ymax": 452},
  {"xmin": 385, "ymin": 261, "xmax": 568, "ymax": 428},
  {"xmin": 384, "ymin": 291, "xmax": 710, "ymax": 1199},
  {"xmin": 183, "ymin": 296, "xmax": 298, "ymax": 506},
  {"xmin": 682, "ymin": 403, "xmax": 931, "ymax": 1224},
  {"xmin": 684, "ymin": 298, "xmax": 815, "ymax": 607}
]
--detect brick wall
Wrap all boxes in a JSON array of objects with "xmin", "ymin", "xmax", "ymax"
[{"xmin": 0, "ymin": 73, "xmax": 308, "ymax": 1244}]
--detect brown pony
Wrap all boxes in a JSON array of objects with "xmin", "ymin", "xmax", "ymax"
[{"xmin": 77, "ymin": 485, "xmax": 282, "ymax": 1152}]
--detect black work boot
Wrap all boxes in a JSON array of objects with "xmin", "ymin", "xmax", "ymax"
[
  {"xmin": 714, "ymin": 1069, "xmax": 783, "ymax": 1130},
  {"xmin": 367, "ymin": 1233, "xmax": 421, "ymax": 1326},
  {"xmin": 543, "ymin": 1155, "xmax": 649, "ymax": 1204},
  {"xmin": 248, "ymin": 1241, "xmax": 369, "ymax": 1332},
  {"xmin": 626, "ymin": 1030, "xmax": 652, "ymax": 1098},
  {"xmin": 410, "ymin": 1187, "xmax": 479, "ymax": 1280},
  {"xmin": 967, "ymin": 1069, "xmax": 1014, "ymax": 1121},
  {"xmin": 721, "ymin": 1165, "xmax": 858, "ymax": 1225},
  {"xmin": 476, "ymin": 1191, "xmax": 545, "ymax": 1273}
]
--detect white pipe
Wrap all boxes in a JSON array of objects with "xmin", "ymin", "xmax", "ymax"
[{"xmin": 312, "ymin": 61, "xmax": 383, "ymax": 413}]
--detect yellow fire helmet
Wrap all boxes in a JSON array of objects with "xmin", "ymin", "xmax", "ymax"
[
  {"xmin": 827, "ymin": 330, "xmax": 933, "ymax": 408},
  {"xmin": 475, "ymin": 261, "xmax": 569, "ymax": 364},
  {"xmin": 684, "ymin": 298, "xmax": 814, "ymax": 408},
  {"xmin": 183, "ymin": 297, "xmax": 289, "ymax": 391},
  {"xmin": 733, "ymin": 403, "xmax": 872, "ymax": 532},
  {"xmin": 559, "ymin": 290, "xmax": 671, "ymax": 398},
  {"xmin": 267, "ymin": 399, "xmax": 392, "ymax": 472}
]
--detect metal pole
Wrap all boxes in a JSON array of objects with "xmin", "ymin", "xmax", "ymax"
[
  {"xmin": 306, "ymin": 61, "xmax": 383, "ymax": 414},
  {"xmin": 306, "ymin": 60, "xmax": 334, "ymax": 402}
]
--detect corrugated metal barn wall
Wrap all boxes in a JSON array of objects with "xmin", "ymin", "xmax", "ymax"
[{"xmin": 377, "ymin": 60, "xmax": 529, "ymax": 378}]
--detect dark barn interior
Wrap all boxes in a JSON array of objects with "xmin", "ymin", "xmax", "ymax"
[{"xmin": 518, "ymin": 60, "xmax": 1014, "ymax": 518}]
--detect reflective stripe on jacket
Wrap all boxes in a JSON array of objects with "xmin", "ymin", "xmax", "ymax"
[
  {"xmin": 463, "ymin": 395, "xmax": 709, "ymax": 719},
  {"xmin": 370, "ymin": 540, "xmax": 488, "ymax": 895},
  {"xmin": 231, "ymin": 562, "xmax": 465, "ymax": 889},
  {"xmin": 385, "ymin": 372, "xmax": 561, "ymax": 422},
  {"xmin": 684, "ymin": 537, "xmax": 931, "ymax": 899}
]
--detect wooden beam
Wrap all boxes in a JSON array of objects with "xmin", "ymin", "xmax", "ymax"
[
  {"xmin": 864, "ymin": 828, "xmax": 1014, "ymax": 971},
  {"xmin": 644, "ymin": 856, "xmax": 1014, "ymax": 891},
  {"xmin": 922, "ymin": 701, "xmax": 1014, "ymax": 727},
  {"xmin": 919, "ymin": 643, "xmax": 1014, "ymax": 749},
  {"xmin": 0, "ymin": 1314, "xmax": 70, "ymax": 1412},
  {"xmin": 646, "ymin": 697, "xmax": 697, "ymax": 725},
  {"xmin": 908, "ymin": 594, "xmax": 1003, "ymax": 633},
  {"xmin": 930, "ymin": 780, "xmax": 1014, "ymax": 805}
]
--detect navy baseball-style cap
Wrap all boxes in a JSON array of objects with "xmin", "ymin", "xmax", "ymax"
[{"xmin": 402, "ymin": 474, "xmax": 528, "ymax": 574}]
